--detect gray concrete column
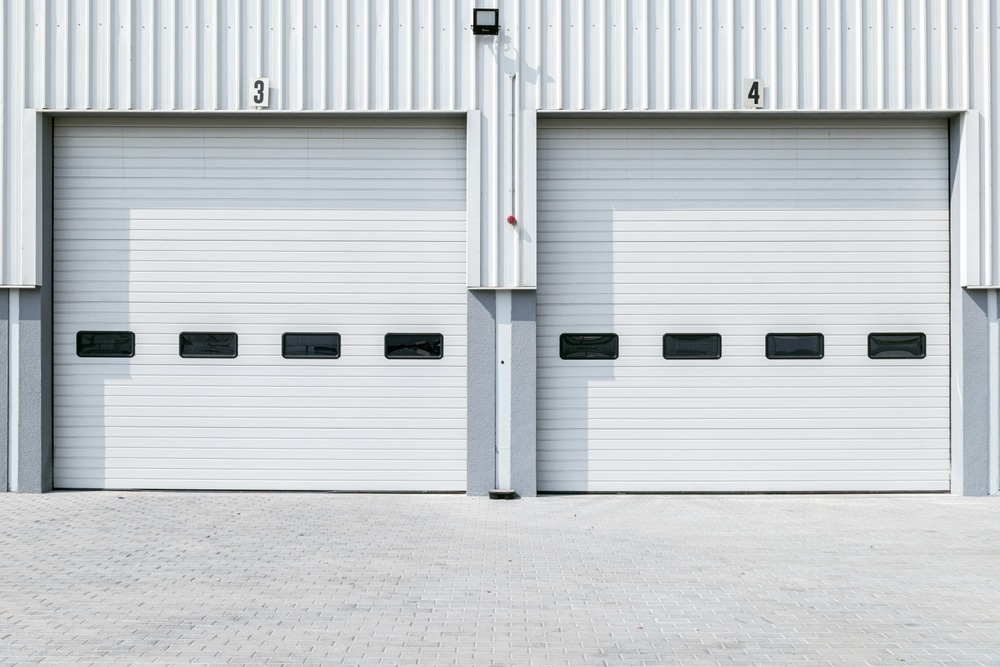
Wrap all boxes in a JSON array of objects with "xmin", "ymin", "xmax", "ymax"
[
  {"xmin": 16, "ymin": 288, "xmax": 51, "ymax": 493},
  {"xmin": 0, "ymin": 289, "xmax": 8, "ymax": 491},
  {"xmin": 511, "ymin": 290, "xmax": 537, "ymax": 497},
  {"xmin": 467, "ymin": 290, "xmax": 497, "ymax": 495},
  {"xmin": 962, "ymin": 288, "xmax": 990, "ymax": 495}
]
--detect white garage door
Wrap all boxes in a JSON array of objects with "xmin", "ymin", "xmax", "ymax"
[
  {"xmin": 537, "ymin": 118, "xmax": 950, "ymax": 492},
  {"xmin": 54, "ymin": 117, "xmax": 467, "ymax": 491}
]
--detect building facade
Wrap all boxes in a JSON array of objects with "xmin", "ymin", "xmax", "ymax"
[{"xmin": 1, "ymin": 0, "xmax": 998, "ymax": 495}]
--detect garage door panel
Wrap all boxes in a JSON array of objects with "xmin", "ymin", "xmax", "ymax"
[
  {"xmin": 537, "ymin": 118, "xmax": 950, "ymax": 493},
  {"xmin": 53, "ymin": 117, "xmax": 467, "ymax": 491}
]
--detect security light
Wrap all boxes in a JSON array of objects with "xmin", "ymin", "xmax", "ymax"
[{"xmin": 472, "ymin": 8, "xmax": 500, "ymax": 35}]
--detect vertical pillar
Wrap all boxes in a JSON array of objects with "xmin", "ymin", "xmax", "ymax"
[
  {"xmin": 510, "ymin": 290, "xmax": 536, "ymax": 496},
  {"xmin": 467, "ymin": 290, "xmax": 497, "ymax": 495},
  {"xmin": 0, "ymin": 290, "xmax": 8, "ymax": 491},
  {"xmin": 14, "ymin": 288, "xmax": 50, "ymax": 493},
  {"xmin": 962, "ymin": 288, "xmax": 991, "ymax": 495}
]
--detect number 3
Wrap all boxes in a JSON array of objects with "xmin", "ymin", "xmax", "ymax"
[{"xmin": 250, "ymin": 78, "xmax": 269, "ymax": 107}]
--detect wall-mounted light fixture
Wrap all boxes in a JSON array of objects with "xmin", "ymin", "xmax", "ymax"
[{"xmin": 472, "ymin": 8, "xmax": 500, "ymax": 35}]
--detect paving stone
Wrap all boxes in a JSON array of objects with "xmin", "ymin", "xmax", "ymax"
[{"xmin": 1, "ymin": 493, "xmax": 999, "ymax": 665}]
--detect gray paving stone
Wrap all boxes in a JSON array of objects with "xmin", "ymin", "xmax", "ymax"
[{"xmin": 1, "ymin": 493, "xmax": 1000, "ymax": 665}]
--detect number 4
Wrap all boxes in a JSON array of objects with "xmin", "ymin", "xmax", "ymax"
[{"xmin": 743, "ymin": 78, "xmax": 763, "ymax": 109}]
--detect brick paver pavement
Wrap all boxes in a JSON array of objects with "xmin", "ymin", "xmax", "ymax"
[{"xmin": 1, "ymin": 492, "xmax": 999, "ymax": 665}]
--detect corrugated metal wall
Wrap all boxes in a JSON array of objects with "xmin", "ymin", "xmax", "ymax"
[{"xmin": 0, "ymin": 0, "xmax": 997, "ymax": 286}]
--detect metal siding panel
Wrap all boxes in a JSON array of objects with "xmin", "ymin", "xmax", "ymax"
[
  {"xmin": 287, "ymin": 0, "xmax": 304, "ymax": 111},
  {"xmin": 0, "ymin": 3, "xmax": 6, "ymax": 281},
  {"xmin": 266, "ymin": 0, "xmax": 283, "ymax": 110},
  {"xmin": 822, "ymin": 0, "xmax": 840, "ymax": 109},
  {"xmin": 3, "ymin": 2, "xmax": 24, "ymax": 284},
  {"xmin": 948, "ymin": 0, "xmax": 966, "ymax": 109},
  {"xmin": 991, "ymin": 1, "xmax": 1000, "ymax": 287},
  {"xmin": 0, "ymin": 2, "xmax": 986, "ymax": 114},
  {"xmin": 138, "ymin": 0, "xmax": 153, "ymax": 110},
  {"xmin": 0, "ymin": 1, "xmax": 994, "ymax": 284},
  {"xmin": 841, "ymin": 0, "xmax": 863, "ymax": 110},
  {"xmin": 118, "ymin": 0, "xmax": 134, "ymax": 110},
  {"xmin": 28, "ymin": 0, "xmax": 45, "ymax": 110},
  {"xmin": 799, "ymin": 0, "xmax": 820, "ymax": 110},
  {"xmin": 302, "ymin": 0, "xmax": 319, "ymax": 110},
  {"xmin": 544, "ymin": 0, "xmax": 560, "ymax": 107},
  {"xmin": 673, "ymin": 0, "xmax": 692, "ymax": 110},
  {"xmin": 714, "ymin": 0, "xmax": 733, "ymax": 110},
  {"xmin": 694, "ymin": 0, "xmax": 711, "ymax": 109},
  {"xmin": 54, "ymin": 1, "xmax": 69, "ymax": 109},
  {"xmin": 536, "ymin": 117, "xmax": 951, "ymax": 492},
  {"xmin": 53, "ymin": 117, "xmax": 467, "ymax": 491}
]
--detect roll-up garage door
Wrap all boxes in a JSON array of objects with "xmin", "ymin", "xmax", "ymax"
[
  {"xmin": 537, "ymin": 118, "xmax": 950, "ymax": 492},
  {"xmin": 54, "ymin": 117, "xmax": 467, "ymax": 491}
]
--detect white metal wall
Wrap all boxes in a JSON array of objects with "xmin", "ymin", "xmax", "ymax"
[
  {"xmin": 0, "ymin": 1, "xmax": 997, "ymax": 287},
  {"xmin": 537, "ymin": 117, "xmax": 951, "ymax": 492}
]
